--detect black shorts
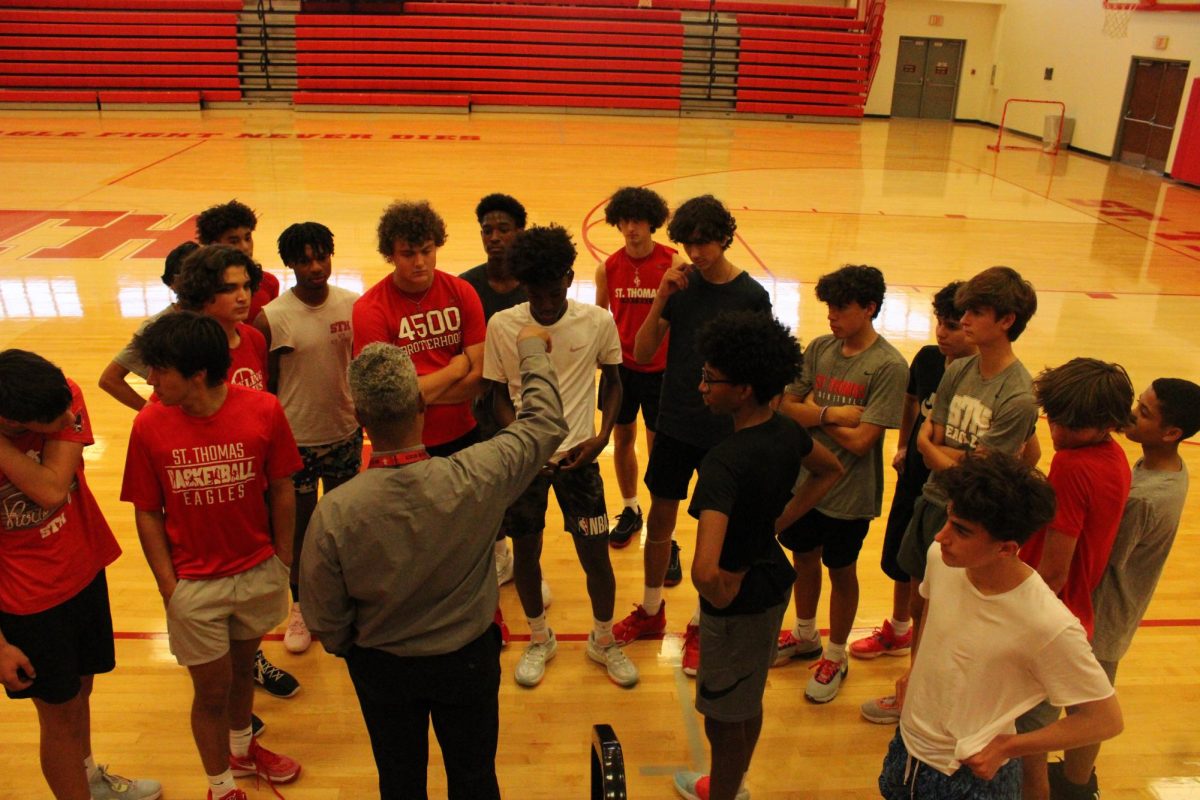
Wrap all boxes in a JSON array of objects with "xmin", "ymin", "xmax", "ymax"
[
  {"xmin": 0, "ymin": 570, "xmax": 115, "ymax": 704},
  {"xmin": 616, "ymin": 365, "xmax": 663, "ymax": 429},
  {"xmin": 643, "ymin": 431, "xmax": 708, "ymax": 501},
  {"xmin": 879, "ymin": 482, "xmax": 920, "ymax": 583},
  {"xmin": 428, "ymin": 425, "xmax": 481, "ymax": 458},
  {"xmin": 504, "ymin": 461, "xmax": 609, "ymax": 539},
  {"xmin": 777, "ymin": 508, "xmax": 870, "ymax": 569}
]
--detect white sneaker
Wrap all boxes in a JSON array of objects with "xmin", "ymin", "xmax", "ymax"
[
  {"xmin": 515, "ymin": 631, "xmax": 557, "ymax": 687},
  {"xmin": 496, "ymin": 549, "xmax": 514, "ymax": 585},
  {"xmin": 283, "ymin": 603, "xmax": 311, "ymax": 654},
  {"xmin": 541, "ymin": 578, "xmax": 553, "ymax": 609},
  {"xmin": 587, "ymin": 632, "xmax": 639, "ymax": 687}
]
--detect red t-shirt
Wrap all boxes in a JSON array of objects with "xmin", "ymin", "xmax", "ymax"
[
  {"xmin": 121, "ymin": 384, "xmax": 303, "ymax": 580},
  {"xmin": 604, "ymin": 242, "xmax": 673, "ymax": 372},
  {"xmin": 0, "ymin": 380, "xmax": 121, "ymax": 615},
  {"xmin": 229, "ymin": 322, "xmax": 267, "ymax": 391},
  {"xmin": 352, "ymin": 270, "xmax": 486, "ymax": 447},
  {"xmin": 1019, "ymin": 437, "xmax": 1130, "ymax": 638},
  {"xmin": 248, "ymin": 270, "xmax": 280, "ymax": 325}
]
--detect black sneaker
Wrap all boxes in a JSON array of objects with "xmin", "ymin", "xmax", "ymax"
[
  {"xmin": 609, "ymin": 507, "xmax": 642, "ymax": 549},
  {"xmin": 251, "ymin": 713, "xmax": 265, "ymax": 738},
  {"xmin": 254, "ymin": 649, "xmax": 300, "ymax": 698},
  {"xmin": 664, "ymin": 541, "xmax": 683, "ymax": 587},
  {"xmin": 1048, "ymin": 760, "xmax": 1099, "ymax": 800}
]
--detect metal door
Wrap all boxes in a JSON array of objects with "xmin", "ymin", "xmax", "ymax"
[
  {"xmin": 1117, "ymin": 58, "xmax": 1190, "ymax": 173},
  {"xmin": 891, "ymin": 37, "xmax": 964, "ymax": 119}
]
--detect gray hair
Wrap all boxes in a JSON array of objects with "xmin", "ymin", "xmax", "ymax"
[{"xmin": 348, "ymin": 343, "xmax": 421, "ymax": 428}]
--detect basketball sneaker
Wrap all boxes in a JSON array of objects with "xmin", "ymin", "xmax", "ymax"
[
  {"xmin": 229, "ymin": 738, "xmax": 301, "ymax": 784},
  {"xmin": 515, "ymin": 630, "xmax": 557, "ymax": 687},
  {"xmin": 613, "ymin": 601, "xmax": 666, "ymax": 646},
  {"xmin": 251, "ymin": 714, "xmax": 265, "ymax": 738},
  {"xmin": 253, "ymin": 650, "xmax": 299, "ymax": 698},
  {"xmin": 89, "ymin": 765, "xmax": 162, "ymax": 800},
  {"xmin": 496, "ymin": 548, "xmax": 514, "ymax": 585},
  {"xmin": 681, "ymin": 622, "xmax": 700, "ymax": 677},
  {"xmin": 587, "ymin": 632, "xmax": 639, "ymax": 687},
  {"xmin": 609, "ymin": 507, "xmax": 642, "ymax": 548},
  {"xmin": 1048, "ymin": 760, "xmax": 1100, "ymax": 800},
  {"xmin": 773, "ymin": 630, "xmax": 822, "ymax": 667},
  {"xmin": 849, "ymin": 619, "xmax": 911, "ymax": 659},
  {"xmin": 672, "ymin": 771, "xmax": 750, "ymax": 800},
  {"xmin": 283, "ymin": 603, "xmax": 311, "ymax": 654},
  {"xmin": 207, "ymin": 790, "xmax": 248, "ymax": 800},
  {"xmin": 664, "ymin": 541, "xmax": 683, "ymax": 587},
  {"xmin": 805, "ymin": 657, "xmax": 848, "ymax": 703},
  {"xmin": 860, "ymin": 694, "xmax": 901, "ymax": 725}
]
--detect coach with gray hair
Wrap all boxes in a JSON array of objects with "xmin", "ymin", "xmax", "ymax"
[{"xmin": 299, "ymin": 326, "xmax": 567, "ymax": 800}]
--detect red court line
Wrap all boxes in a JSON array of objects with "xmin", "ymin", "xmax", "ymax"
[
  {"xmin": 733, "ymin": 230, "xmax": 773, "ymax": 278},
  {"xmin": 105, "ymin": 139, "xmax": 209, "ymax": 186},
  {"xmin": 113, "ymin": 617, "xmax": 1200, "ymax": 641}
]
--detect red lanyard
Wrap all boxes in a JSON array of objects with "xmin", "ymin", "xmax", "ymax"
[{"xmin": 368, "ymin": 449, "xmax": 430, "ymax": 469}]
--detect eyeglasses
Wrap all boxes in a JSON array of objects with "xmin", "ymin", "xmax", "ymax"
[{"xmin": 700, "ymin": 368, "xmax": 735, "ymax": 385}]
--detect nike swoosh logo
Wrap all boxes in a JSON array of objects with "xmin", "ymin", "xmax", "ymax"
[
  {"xmin": 570, "ymin": 344, "xmax": 586, "ymax": 352},
  {"xmin": 698, "ymin": 670, "xmax": 755, "ymax": 701}
]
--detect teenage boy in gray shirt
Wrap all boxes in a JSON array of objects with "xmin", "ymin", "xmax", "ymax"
[{"xmin": 775, "ymin": 265, "xmax": 907, "ymax": 705}]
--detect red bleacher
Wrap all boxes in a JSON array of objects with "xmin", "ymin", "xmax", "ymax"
[{"xmin": 0, "ymin": 1, "xmax": 241, "ymax": 107}]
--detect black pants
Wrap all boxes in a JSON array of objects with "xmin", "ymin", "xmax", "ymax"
[{"xmin": 346, "ymin": 625, "xmax": 502, "ymax": 800}]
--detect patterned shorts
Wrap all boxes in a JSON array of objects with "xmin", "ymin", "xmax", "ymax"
[
  {"xmin": 878, "ymin": 728, "xmax": 1020, "ymax": 799},
  {"xmin": 293, "ymin": 429, "xmax": 364, "ymax": 494},
  {"xmin": 503, "ymin": 461, "xmax": 608, "ymax": 539}
]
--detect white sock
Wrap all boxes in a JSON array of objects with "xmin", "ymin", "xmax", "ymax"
[
  {"xmin": 793, "ymin": 617, "xmax": 818, "ymax": 641},
  {"xmin": 824, "ymin": 641, "xmax": 847, "ymax": 663},
  {"xmin": 643, "ymin": 586, "xmax": 663, "ymax": 615},
  {"xmin": 84, "ymin": 755, "xmax": 99, "ymax": 783},
  {"xmin": 494, "ymin": 539, "xmax": 508, "ymax": 558},
  {"xmin": 528, "ymin": 612, "xmax": 549, "ymax": 643},
  {"xmin": 229, "ymin": 725, "xmax": 253, "ymax": 759},
  {"xmin": 208, "ymin": 770, "xmax": 238, "ymax": 798},
  {"xmin": 623, "ymin": 497, "xmax": 640, "ymax": 512},
  {"xmin": 890, "ymin": 617, "xmax": 911, "ymax": 636},
  {"xmin": 593, "ymin": 618, "xmax": 614, "ymax": 646}
]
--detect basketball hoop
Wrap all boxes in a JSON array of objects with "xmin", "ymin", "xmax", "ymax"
[{"xmin": 1103, "ymin": 1, "xmax": 1141, "ymax": 37}]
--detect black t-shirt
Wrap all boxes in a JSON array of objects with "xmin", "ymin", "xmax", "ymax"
[
  {"xmin": 689, "ymin": 413, "xmax": 812, "ymax": 616},
  {"xmin": 459, "ymin": 263, "xmax": 527, "ymax": 321},
  {"xmin": 897, "ymin": 345, "xmax": 946, "ymax": 494},
  {"xmin": 657, "ymin": 271, "xmax": 771, "ymax": 449}
]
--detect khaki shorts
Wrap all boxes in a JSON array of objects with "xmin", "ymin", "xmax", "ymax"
[{"xmin": 166, "ymin": 556, "xmax": 290, "ymax": 667}]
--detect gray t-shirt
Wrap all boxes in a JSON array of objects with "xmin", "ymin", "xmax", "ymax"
[
  {"xmin": 1091, "ymin": 459, "xmax": 1189, "ymax": 663},
  {"xmin": 788, "ymin": 333, "xmax": 907, "ymax": 520},
  {"xmin": 112, "ymin": 305, "xmax": 175, "ymax": 379},
  {"xmin": 922, "ymin": 354, "xmax": 1037, "ymax": 506}
]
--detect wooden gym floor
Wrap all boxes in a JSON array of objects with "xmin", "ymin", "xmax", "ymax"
[{"xmin": 0, "ymin": 109, "xmax": 1197, "ymax": 799}]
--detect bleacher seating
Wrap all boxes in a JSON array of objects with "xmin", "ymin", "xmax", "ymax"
[{"xmin": 0, "ymin": 1, "xmax": 242, "ymax": 109}]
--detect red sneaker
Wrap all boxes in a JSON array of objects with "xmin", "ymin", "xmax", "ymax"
[
  {"xmin": 773, "ymin": 630, "xmax": 822, "ymax": 666},
  {"xmin": 208, "ymin": 790, "xmax": 249, "ymax": 800},
  {"xmin": 613, "ymin": 602, "xmax": 667, "ymax": 646},
  {"xmin": 681, "ymin": 623, "xmax": 700, "ymax": 677},
  {"xmin": 230, "ymin": 738, "xmax": 301, "ymax": 784},
  {"xmin": 849, "ymin": 619, "xmax": 912, "ymax": 659},
  {"xmin": 494, "ymin": 606, "xmax": 510, "ymax": 647}
]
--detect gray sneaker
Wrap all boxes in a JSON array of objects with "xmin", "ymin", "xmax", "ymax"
[
  {"xmin": 860, "ymin": 694, "xmax": 901, "ymax": 724},
  {"xmin": 89, "ymin": 765, "xmax": 162, "ymax": 800},
  {"xmin": 587, "ymin": 632, "xmax": 639, "ymax": 687},
  {"xmin": 515, "ymin": 631, "xmax": 557, "ymax": 687}
]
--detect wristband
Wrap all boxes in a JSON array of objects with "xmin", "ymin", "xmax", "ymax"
[{"xmin": 819, "ymin": 406, "xmax": 829, "ymax": 425}]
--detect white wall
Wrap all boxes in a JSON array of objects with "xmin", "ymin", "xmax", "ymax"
[{"xmin": 866, "ymin": 0, "xmax": 1200, "ymax": 164}]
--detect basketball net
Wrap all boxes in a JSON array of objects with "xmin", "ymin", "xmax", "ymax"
[{"xmin": 1102, "ymin": 2, "xmax": 1140, "ymax": 38}]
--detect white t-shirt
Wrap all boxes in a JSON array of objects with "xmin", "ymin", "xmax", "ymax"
[
  {"xmin": 483, "ymin": 299, "xmax": 621, "ymax": 459},
  {"xmin": 262, "ymin": 286, "xmax": 359, "ymax": 446},
  {"xmin": 900, "ymin": 541, "xmax": 1114, "ymax": 775}
]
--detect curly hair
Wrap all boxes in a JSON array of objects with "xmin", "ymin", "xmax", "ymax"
[
  {"xmin": 931, "ymin": 280, "xmax": 963, "ymax": 321},
  {"xmin": 196, "ymin": 199, "xmax": 257, "ymax": 244},
  {"xmin": 955, "ymin": 266, "xmax": 1037, "ymax": 341},
  {"xmin": 349, "ymin": 343, "xmax": 422, "ymax": 430},
  {"xmin": 604, "ymin": 186, "xmax": 670, "ymax": 231},
  {"xmin": 174, "ymin": 245, "xmax": 263, "ymax": 311},
  {"xmin": 1153, "ymin": 378, "xmax": 1200, "ymax": 440},
  {"xmin": 277, "ymin": 222, "xmax": 334, "ymax": 267},
  {"xmin": 134, "ymin": 311, "xmax": 231, "ymax": 387},
  {"xmin": 508, "ymin": 224, "xmax": 577, "ymax": 286},
  {"xmin": 1034, "ymin": 358, "xmax": 1135, "ymax": 432},
  {"xmin": 163, "ymin": 240, "xmax": 199, "ymax": 289},
  {"xmin": 935, "ymin": 452, "xmax": 1057, "ymax": 545},
  {"xmin": 475, "ymin": 193, "xmax": 527, "ymax": 228},
  {"xmin": 376, "ymin": 201, "xmax": 447, "ymax": 257},
  {"xmin": 698, "ymin": 310, "xmax": 801, "ymax": 405},
  {"xmin": 815, "ymin": 265, "xmax": 886, "ymax": 318},
  {"xmin": 666, "ymin": 195, "xmax": 737, "ymax": 249},
  {"xmin": 0, "ymin": 349, "xmax": 72, "ymax": 424}
]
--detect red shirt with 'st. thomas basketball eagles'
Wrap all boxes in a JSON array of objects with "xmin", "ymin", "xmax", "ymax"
[
  {"xmin": 0, "ymin": 380, "xmax": 121, "ymax": 615},
  {"xmin": 604, "ymin": 242, "xmax": 674, "ymax": 373},
  {"xmin": 121, "ymin": 384, "xmax": 302, "ymax": 580},
  {"xmin": 353, "ymin": 270, "xmax": 486, "ymax": 447}
]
